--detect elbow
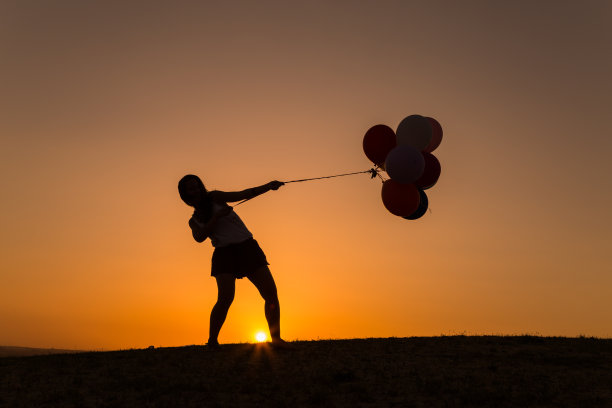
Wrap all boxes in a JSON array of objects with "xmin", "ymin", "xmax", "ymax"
[{"xmin": 193, "ymin": 234, "xmax": 208, "ymax": 243}]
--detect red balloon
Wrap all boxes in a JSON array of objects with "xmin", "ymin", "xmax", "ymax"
[
  {"xmin": 363, "ymin": 124, "xmax": 396, "ymax": 166},
  {"xmin": 381, "ymin": 179, "xmax": 420, "ymax": 217},
  {"xmin": 424, "ymin": 117, "xmax": 443, "ymax": 153},
  {"xmin": 415, "ymin": 152, "xmax": 441, "ymax": 190}
]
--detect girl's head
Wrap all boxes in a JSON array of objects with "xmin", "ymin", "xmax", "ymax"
[{"xmin": 178, "ymin": 174, "xmax": 207, "ymax": 207}]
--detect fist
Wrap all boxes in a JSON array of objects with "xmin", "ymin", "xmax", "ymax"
[{"xmin": 268, "ymin": 180, "xmax": 284, "ymax": 190}]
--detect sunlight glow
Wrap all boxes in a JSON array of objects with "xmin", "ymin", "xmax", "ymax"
[{"xmin": 255, "ymin": 331, "xmax": 267, "ymax": 343}]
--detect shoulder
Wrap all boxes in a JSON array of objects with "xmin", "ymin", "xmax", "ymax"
[{"xmin": 208, "ymin": 190, "xmax": 226, "ymax": 204}]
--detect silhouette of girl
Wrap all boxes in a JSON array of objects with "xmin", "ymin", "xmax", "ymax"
[{"xmin": 178, "ymin": 175, "xmax": 288, "ymax": 348}]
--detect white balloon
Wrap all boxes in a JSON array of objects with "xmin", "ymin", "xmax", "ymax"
[
  {"xmin": 396, "ymin": 115, "xmax": 433, "ymax": 150},
  {"xmin": 385, "ymin": 145, "xmax": 425, "ymax": 184}
]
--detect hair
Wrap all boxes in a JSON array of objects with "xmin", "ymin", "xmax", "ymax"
[{"xmin": 178, "ymin": 174, "xmax": 213, "ymax": 222}]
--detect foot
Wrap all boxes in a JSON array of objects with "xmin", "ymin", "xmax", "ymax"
[{"xmin": 206, "ymin": 340, "xmax": 220, "ymax": 349}]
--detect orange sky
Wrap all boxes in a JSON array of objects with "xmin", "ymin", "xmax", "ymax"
[{"xmin": 1, "ymin": 1, "xmax": 611, "ymax": 350}]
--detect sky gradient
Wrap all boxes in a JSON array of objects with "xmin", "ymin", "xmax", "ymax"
[{"xmin": 1, "ymin": 0, "xmax": 611, "ymax": 350}]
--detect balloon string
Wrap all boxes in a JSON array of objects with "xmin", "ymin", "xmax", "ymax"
[
  {"xmin": 233, "ymin": 168, "xmax": 379, "ymax": 207},
  {"xmin": 284, "ymin": 169, "xmax": 376, "ymax": 183}
]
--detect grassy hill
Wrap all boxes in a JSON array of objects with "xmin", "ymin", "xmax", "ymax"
[
  {"xmin": 1, "ymin": 336, "xmax": 610, "ymax": 407},
  {"xmin": 0, "ymin": 346, "xmax": 83, "ymax": 358}
]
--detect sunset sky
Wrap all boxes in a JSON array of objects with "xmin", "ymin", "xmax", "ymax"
[{"xmin": 1, "ymin": 1, "xmax": 611, "ymax": 350}]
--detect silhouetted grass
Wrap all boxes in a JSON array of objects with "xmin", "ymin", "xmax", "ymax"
[
  {"xmin": 0, "ymin": 346, "xmax": 82, "ymax": 358},
  {"xmin": 1, "ymin": 336, "xmax": 610, "ymax": 407}
]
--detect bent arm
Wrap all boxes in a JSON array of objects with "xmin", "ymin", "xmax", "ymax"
[{"xmin": 189, "ymin": 213, "xmax": 222, "ymax": 243}]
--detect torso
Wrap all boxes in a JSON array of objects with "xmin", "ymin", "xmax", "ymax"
[{"xmin": 204, "ymin": 202, "xmax": 253, "ymax": 247}]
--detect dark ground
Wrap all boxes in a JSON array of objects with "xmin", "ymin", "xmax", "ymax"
[
  {"xmin": 0, "ymin": 347, "xmax": 82, "ymax": 358},
  {"xmin": 1, "ymin": 336, "xmax": 610, "ymax": 407}
]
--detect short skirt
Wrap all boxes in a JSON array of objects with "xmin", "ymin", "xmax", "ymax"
[{"xmin": 211, "ymin": 238, "xmax": 269, "ymax": 279}]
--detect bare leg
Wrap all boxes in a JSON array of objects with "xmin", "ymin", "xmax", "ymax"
[
  {"xmin": 208, "ymin": 273, "xmax": 235, "ymax": 345},
  {"xmin": 248, "ymin": 266, "xmax": 282, "ymax": 342}
]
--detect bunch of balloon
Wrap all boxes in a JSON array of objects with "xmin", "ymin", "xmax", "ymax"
[{"xmin": 362, "ymin": 115, "xmax": 442, "ymax": 220}]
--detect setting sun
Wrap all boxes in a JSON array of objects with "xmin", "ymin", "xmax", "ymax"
[{"xmin": 255, "ymin": 332, "xmax": 267, "ymax": 343}]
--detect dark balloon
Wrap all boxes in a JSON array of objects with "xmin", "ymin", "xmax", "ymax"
[
  {"xmin": 403, "ymin": 189, "xmax": 428, "ymax": 220},
  {"xmin": 424, "ymin": 117, "xmax": 443, "ymax": 153},
  {"xmin": 385, "ymin": 145, "xmax": 425, "ymax": 184},
  {"xmin": 363, "ymin": 124, "xmax": 396, "ymax": 166},
  {"xmin": 396, "ymin": 115, "xmax": 433, "ymax": 151},
  {"xmin": 381, "ymin": 179, "xmax": 420, "ymax": 217},
  {"xmin": 415, "ymin": 152, "xmax": 441, "ymax": 190}
]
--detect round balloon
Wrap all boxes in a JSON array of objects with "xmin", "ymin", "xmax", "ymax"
[
  {"xmin": 362, "ymin": 124, "xmax": 396, "ymax": 166},
  {"xmin": 415, "ymin": 152, "xmax": 440, "ymax": 190},
  {"xmin": 424, "ymin": 117, "xmax": 443, "ymax": 153},
  {"xmin": 396, "ymin": 115, "xmax": 433, "ymax": 150},
  {"xmin": 381, "ymin": 179, "xmax": 420, "ymax": 217},
  {"xmin": 404, "ymin": 189, "xmax": 428, "ymax": 220},
  {"xmin": 385, "ymin": 145, "xmax": 425, "ymax": 184}
]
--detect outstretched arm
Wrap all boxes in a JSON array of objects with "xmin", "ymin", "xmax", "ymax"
[{"xmin": 210, "ymin": 181, "xmax": 284, "ymax": 203}]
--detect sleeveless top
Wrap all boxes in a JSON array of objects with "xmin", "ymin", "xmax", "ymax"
[{"xmin": 195, "ymin": 202, "xmax": 253, "ymax": 248}]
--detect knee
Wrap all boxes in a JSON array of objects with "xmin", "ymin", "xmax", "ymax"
[{"xmin": 216, "ymin": 294, "xmax": 234, "ymax": 309}]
